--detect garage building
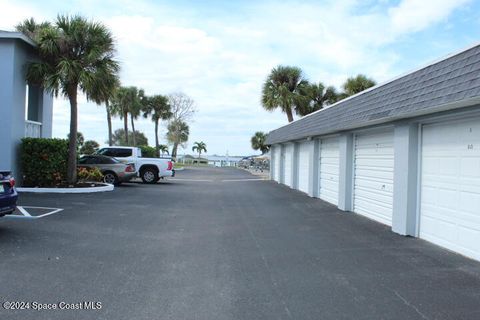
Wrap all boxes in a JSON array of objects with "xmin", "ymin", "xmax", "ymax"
[{"xmin": 267, "ymin": 44, "xmax": 480, "ymax": 262}]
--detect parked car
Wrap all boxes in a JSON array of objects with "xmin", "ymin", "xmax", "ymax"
[
  {"xmin": 78, "ymin": 155, "xmax": 136, "ymax": 185},
  {"xmin": 0, "ymin": 171, "xmax": 17, "ymax": 217},
  {"xmin": 94, "ymin": 147, "xmax": 173, "ymax": 184}
]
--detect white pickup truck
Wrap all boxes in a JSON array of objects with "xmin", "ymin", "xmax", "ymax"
[{"xmin": 95, "ymin": 146, "xmax": 174, "ymax": 183}]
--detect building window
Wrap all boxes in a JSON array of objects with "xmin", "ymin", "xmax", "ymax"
[{"xmin": 25, "ymin": 84, "xmax": 42, "ymax": 122}]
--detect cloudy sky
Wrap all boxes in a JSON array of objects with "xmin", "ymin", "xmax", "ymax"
[{"xmin": 1, "ymin": 0, "xmax": 479, "ymax": 156}]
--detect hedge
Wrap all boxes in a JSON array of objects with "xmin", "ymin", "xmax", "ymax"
[{"xmin": 21, "ymin": 138, "xmax": 69, "ymax": 187}]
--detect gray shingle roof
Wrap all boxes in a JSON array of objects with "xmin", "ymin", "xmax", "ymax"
[
  {"xmin": 0, "ymin": 31, "xmax": 36, "ymax": 48},
  {"xmin": 266, "ymin": 44, "xmax": 480, "ymax": 145}
]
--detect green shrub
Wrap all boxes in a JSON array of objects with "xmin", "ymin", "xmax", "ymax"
[
  {"xmin": 139, "ymin": 145, "xmax": 158, "ymax": 158},
  {"xmin": 77, "ymin": 167, "xmax": 104, "ymax": 182},
  {"xmin": 21, "ymin": 138, "xmax": 69, "ymax": 187}
]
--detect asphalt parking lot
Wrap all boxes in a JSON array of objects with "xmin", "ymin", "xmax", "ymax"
[{"xmin": 1, "ymin": 166, "xmax": 480, "ymax": 320}]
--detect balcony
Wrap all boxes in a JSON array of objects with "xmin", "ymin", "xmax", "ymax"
[{"xmin": 25, "ymin": 120, "xmax": 42, "ymax": 138}]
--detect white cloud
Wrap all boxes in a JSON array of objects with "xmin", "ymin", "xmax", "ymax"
[
  {"xmin": 389, "ymin": 0, "xmax": 472, "ymax": 34},
  {"xmin": 0, "ymin": 0, "xmax": 44, "ymax": 30}
]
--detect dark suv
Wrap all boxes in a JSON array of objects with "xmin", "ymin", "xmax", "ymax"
[{"xmin": 0, "ymin": 171, "xmax": 18, "ymax": 217}]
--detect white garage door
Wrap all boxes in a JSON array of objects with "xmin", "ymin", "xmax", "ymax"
[
  {"xmin": 353, "ymin": 129, "xmax": 394, "ymax": 226},
  {"xmin": 318, "ymin": 137, "xmax": 339, "ymax": 205},
  {"xmin": 273, "ymin": 145, "xmax": 281, "ymax": 182},
  {"xmin": 420, "ymin": 118, "xmax": 480, "ymax": 261},
  {"xmin": 283, "ymin": 144, "xmax": 294, "ymax": 187},
  {"xmin": 297, "ymin": 141, "xmax": 312, "ymax": 194}
]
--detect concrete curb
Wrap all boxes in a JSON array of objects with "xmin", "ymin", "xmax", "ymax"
[
  {"xmin": 17, "ymin": 183, "xmax": 114, "ymax": 193},
  {"xmin": 174, "ymin": 167, "xmax": 185, "ymax": 171}
]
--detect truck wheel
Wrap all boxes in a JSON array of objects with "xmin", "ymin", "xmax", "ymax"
[{"xmin": 141, "ymin": 168, "xmax": 159, "ymax": 184}]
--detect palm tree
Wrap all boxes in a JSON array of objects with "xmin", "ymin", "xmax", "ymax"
[
  {"xmin": 261, "ymin": 65, "xmax": 308, "ymax": 122},
  {"xmin": 111, "ymin": 86, "xmax": 143, "ymax": 146},
  {"xmin": 89, "ymin": 73, "xmax": 119, "ymax": 146},
  {"xmin": 158, "ymin": 144, "xmax": 169, "ymax": 156},
  {"xmin": 341, "ymin": 74, "xmax": 376, "ymax": 98},
  {"xmin": 296, "ymin": 82, "xmax": 338, "ymax": 116},
  {"xmin": 167, "ymin": 120, "xmax": 189, "ymax": 160},
  {"xmin": 15, "ymin": 18, "xmax": 51, "ymax": 40},
  {"xmin": 110, "ymin": 87, "xmax": 131, "ymax": 144},
  {"xmin": 129, "ymin": 88, "xmax": 144, "ymax": 147},
  {"xmin": 143, "ymin": 95, "xmax": 172, "ymax": 155},
  {"xmin": 251, "ymin": 132, "xmax": 269, "ymax": 154},
  {"xmin": 67, "ymin": 132, "xmax": 85, "ymax": 151},
  {"xmin": 17, "ymin": 15, "xmax": 119, "ymax": 184},
  {"xmin": 192, "ymin": 141, "xmax": 207, "ymax": 158}
]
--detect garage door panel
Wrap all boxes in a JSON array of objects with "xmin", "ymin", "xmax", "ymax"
[
  {"xmin": 459, "ymin": 191, "xmax": 480, "ymax": 214},
  {"xmin": 422, "ymin": 212, "xmax": 480, "ymax": 243},
  {"xmin": 283, "ymin": 144, "xmax": 294, "ymax": 187},
  {"xmin": 459, "ymin": 229, "xmax": 480, "ymax": 254},
  {"xmin": 320, "ymin": 191, "xmax": 338, "ymax": 204},
  {"xmin": 420, "ymin": 118, "xmax": 480, "ymax": 261},
  {"xmin": 355, "ymin": 188, "xmax": 394, "ymax": 204},
  {"xmin": 320, "ymin": 172, "xmax": 338, "ymax": 182},
  {"xmin": 354, "ymin": 200, "xmax": 393, "ymax": 225},
  {"xmin": 422, "ymin": 157, "xmax": 458, "ymax": 175},
  {"xmin": 273, "ymin": 146, "xmax": 281, "ymax": 182},
  {"xmin": 321, "ymin": 157, "xmax": 339, "ymax": 166},
  {"xmin": 355, "ymin": 133, "xmax": 393, "ymax": 144},
  {"xmin": 354, "ymin": 160, "xmax": 394, "ymax": 170},
  {"xmin": 355, "ymin": 179, "xmax": 394, "ymax": 194},
  {"xmin": 298, "ymin": 142, "xmax": 312, "ymax": 193},
  {"xmin": 356, "ymin": 169, "xmax": 393, "ymax": 184},
  {"xmin": 318, "ymin": 137, "xmax": 339, "ymax": 205},
  {"xmin": 321, "ymin": 179, "xmax": 338, "ymax": 191},
  {"xmin": 354, "ymin": 130, "xmax": 394, "ymax": 226},
  {"xmin": 460, "ymin": 158, "xmax": 480, "ymax": 177},
  {"xmin": 421, "ymin": 216, "xmax": 458, "ymax": 243},
  {"xmin": 355, "ymin": 197, "xmax": 393, "ymax": 213}
]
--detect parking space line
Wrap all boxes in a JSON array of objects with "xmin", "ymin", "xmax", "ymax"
[
  {"xmin": 35, "ymin": 208, "xmax": 64, "ymax": 218},
  {"xmin": 173, "ymin": 178, "xmax": 266, "ymax": 182},
  {"xmin": 174, "ymin": 179, "xmax": 213, "ymax": 182},
  {"xmin": 221, "ymin": 179, "xmax": 267, "ymax": 182},
  {"xmin": 17, "ymin": 206, "xmax": 32, "ymax": 216},
  {"xmin": 4, "ymin": 206, "xmax": 64, "ymax": 220}
]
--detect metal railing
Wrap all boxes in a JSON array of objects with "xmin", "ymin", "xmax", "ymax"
[{"xmin": 25, "ymin": 120, "xmax": 42, "ymax": 138}]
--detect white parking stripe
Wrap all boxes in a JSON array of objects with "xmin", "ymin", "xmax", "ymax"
[
  {"xmin": 5, "ymin": 206, "xmax": 63, "ymax": 220},
  {"xmin": 174, "ymin": 179, "xmax": 213, "ymax": 182},
  {"xmin": 17, "ymin": 206, "xmax": 31, "ymax": 216},
  {"xmin": 36, "ymin": 208, "xmax": 63, "ymax": 218},
  {"xmin": 174, "ymin": 178, "xmax": 266, "ymax": 182},
  {"xmin": 222, "ymin": 179, "xmax": 266, "ymax": 182}
]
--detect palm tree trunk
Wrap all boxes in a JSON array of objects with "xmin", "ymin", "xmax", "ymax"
[
  {"xmin": 130, "ymin": 114, "xmax": 136, "ymax": 147},
  {"xmin": 123, "ymin": 112, "xmax": 129, "ymax": 145},
  {"xmin": 67, "ymin": 86, "xmax": 78, "ymax": 185},
  {"xmin": 154, "ymin": 119, "xmax": 159, "ymax": 156},
  {"xmin": 286, "ymin": 107, "xmax": 294, "ymax": 122},
  {"xmin": 172, "ymin": 143, "xmax": 178, "ymax": 160},
  {"xmin": 106, "ymin": 101, "xmax": 113, "ymax": 146}
]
